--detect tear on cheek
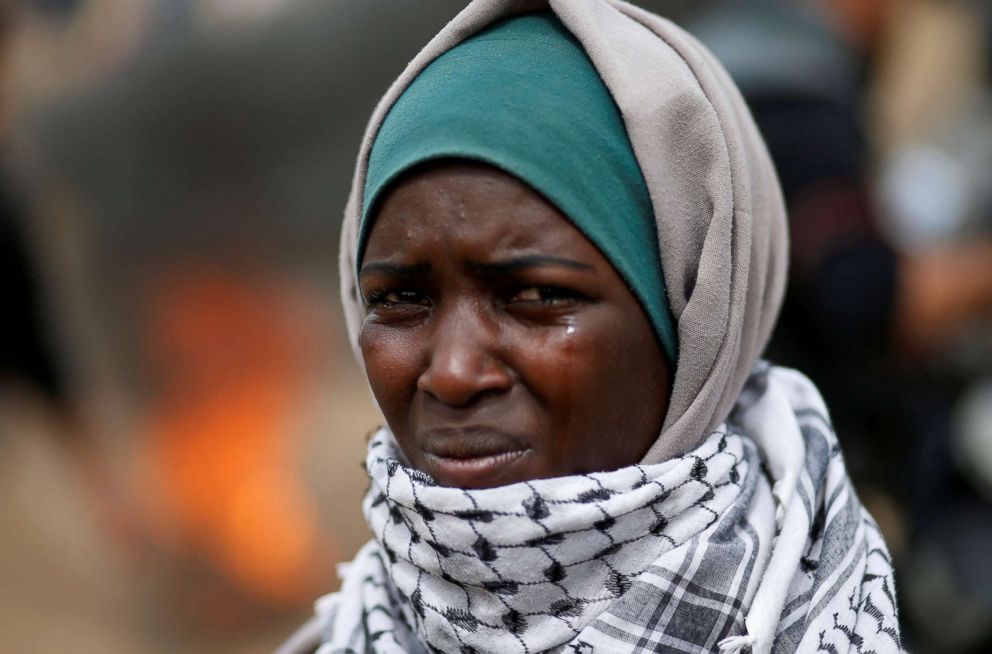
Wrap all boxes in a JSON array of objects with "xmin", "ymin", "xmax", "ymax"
[{"xmin": 547, "ymin": 324, "xmax": 582, "ymax": 357}]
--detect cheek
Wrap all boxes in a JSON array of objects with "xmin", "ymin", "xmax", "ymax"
[
  {"xmin": 359, "ymin": 324, "xmax": 421, "ymax": 420},
  {"xmin": 514, "ymin": 323, "xmax": 624, "ymax": 426},
  {"xmin": 516, "ymin": 317, "xmax": 663, "ymax": 468}
]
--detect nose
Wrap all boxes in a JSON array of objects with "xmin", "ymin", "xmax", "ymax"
[{"xmin": 417, "ymin": 301, "xmax": 512, "ymax": 407}]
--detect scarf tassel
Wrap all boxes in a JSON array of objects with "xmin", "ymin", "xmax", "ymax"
[{"xmin": 718, "ymin": 633, "xmax": 756, "ymax": 654}]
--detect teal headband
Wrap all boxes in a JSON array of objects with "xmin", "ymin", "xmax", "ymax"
[{"xmin": 360, "ymin": 12, "xmax": 678, "ymax": 363}]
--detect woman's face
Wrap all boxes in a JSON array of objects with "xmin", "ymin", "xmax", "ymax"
[{"xmin": 358, "ymin": 162, "xmax": 670, "ymax": 489}]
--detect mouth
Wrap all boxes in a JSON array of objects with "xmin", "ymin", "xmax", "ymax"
[{"xmin": 419, "ymin": 427, "xmax": 532, "ymax": 488}]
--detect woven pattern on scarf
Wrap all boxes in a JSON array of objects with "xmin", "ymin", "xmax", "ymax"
[{"xmin": 315, "ymin": 367, "xmax": 902, "ymax": 654}]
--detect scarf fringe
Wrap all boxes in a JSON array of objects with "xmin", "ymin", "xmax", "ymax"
[{"xmin": 718, "ymin": 633, "xmax": 756, "ymax": 654}]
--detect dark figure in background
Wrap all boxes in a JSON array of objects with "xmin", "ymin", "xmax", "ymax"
[
  {"xmin": 0, "ymin": 0, "xmax": 76, "ymax": 410},
  {"xmin": 750, "ymin": 91, "xmax": 907, "ymax": 496},
  {"xmin": 0, "ymin": 186, "xmax": 65, "ymax": 406}
]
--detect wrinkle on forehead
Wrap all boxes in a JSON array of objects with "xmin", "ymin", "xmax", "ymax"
[{"xmin": 366, "ymin": 162, "xmax": 601, "ymax": 267}]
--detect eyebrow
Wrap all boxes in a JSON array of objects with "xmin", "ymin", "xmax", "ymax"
[{"xmin": 468, "ymin": 255, "xmax": 594, "ymax": 275}]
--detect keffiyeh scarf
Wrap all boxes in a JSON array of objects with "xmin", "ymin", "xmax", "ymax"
[{"xmin": 314, "ymin": 367, "xmax": 902, "ymax": 653}]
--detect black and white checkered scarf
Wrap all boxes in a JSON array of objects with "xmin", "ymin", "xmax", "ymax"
[{"xmin": 314, "ymin": 367, "xmax": 901, "ymax": 653}]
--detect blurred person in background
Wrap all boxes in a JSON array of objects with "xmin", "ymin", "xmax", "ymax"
[
  {"xmin": 689, "ymin": 0, "xmax": 992, "ymax": 651},
  {"xmin": 16, "ymin": 25, "xmax": 341, "ymax": 646},
  {"xmin": 3, "ymin": 0, "xmax": 352, "ymax": 651},
  {"xmin": 0, "ymin": 2, "xmax": 154, "ymax": 653},
  {"xmin": 0, "ymin": 1, "xmax": 75, "ymax": 425}
]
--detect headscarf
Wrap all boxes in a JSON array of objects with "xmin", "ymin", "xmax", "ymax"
[
  {"xmin": 339, "ymin": 0, "xmax": 790, "ymax": 464},
  {"xmin": 359, "ymin": 12, "xmax": 677, "ymax": 363}
]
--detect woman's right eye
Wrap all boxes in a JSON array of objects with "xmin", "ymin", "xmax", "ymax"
[{"xmin": 365, "ymin": 289, "xmax": 429, "ymax": 308}]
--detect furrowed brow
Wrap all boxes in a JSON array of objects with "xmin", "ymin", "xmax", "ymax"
[
  {"xmin": 468, "ymin": 255, "xmax": 594, "ymax": 275},
  {"xmin": 358, "ymin": 261, "xmax": 432, "ymax": 278}
]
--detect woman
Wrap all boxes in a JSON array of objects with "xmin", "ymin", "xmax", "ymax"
[{"xmin": 282, "ymin": 1, "xmax": 902, "ymax": 652}]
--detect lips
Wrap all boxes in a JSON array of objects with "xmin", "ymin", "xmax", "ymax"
[{"xmin": 419, "ymin": 427, "xmax": 532, "ymax": 488}]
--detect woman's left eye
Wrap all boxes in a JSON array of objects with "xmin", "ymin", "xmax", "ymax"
[{"xmin": 508, "ymin": 285, "xmax": 583, "ymax": 306}]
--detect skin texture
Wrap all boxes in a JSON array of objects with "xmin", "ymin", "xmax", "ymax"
[{"xmin": 358, "ymin": 162, "xmax": 670, "ymax": 489}]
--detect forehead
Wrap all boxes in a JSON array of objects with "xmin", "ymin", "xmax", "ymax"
[{"xmin": 363, "ymin": 162, "xmax": 601, "ymax": 263}]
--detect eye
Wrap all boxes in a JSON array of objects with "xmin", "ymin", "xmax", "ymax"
[
  {"xmin": 508, "ymin": 285, "xmax": 584, "ymax": 306},
  {"xmin": 364, "ymin": 288, "xmax": 430, "ymax": 309}
]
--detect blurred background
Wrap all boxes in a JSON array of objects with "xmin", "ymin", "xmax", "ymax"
[{"xmin": 1, "ymin": 0, "xmax": 991, "ymax": 652}]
